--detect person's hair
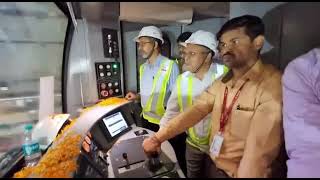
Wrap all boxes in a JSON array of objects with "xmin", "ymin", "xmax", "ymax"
[
  {"xmin": 217, "ymin": 15, "xmax": 265, "ymax": 41},
  {"xmin": 154, "ymin": 38, "xmax": 162, "ymax": 50},
  {"xmin": 177, "ymin": 31, "xmax": 192, "ymax": 43},
  {"xmin": 198, "ymin": 44, "xmax": 214, "ymax": 60}
]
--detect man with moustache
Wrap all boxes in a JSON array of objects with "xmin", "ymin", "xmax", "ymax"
[
  {"xmin": 175, "ymin": 31, "xmax": 193, "ymax": 72},
  {"xmin": 160, "ymin": 30, "xmax": 228, "ymax": 177},
  {"xmin": 143, "ymin": 15, "xmax": 283, "ymax": 178},
  {"xmin": 125, "ymin": 26, "xmax": 179, "ymax": 132}
]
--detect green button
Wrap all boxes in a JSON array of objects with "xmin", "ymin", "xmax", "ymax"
[{"xmin": 113, "ymin": 64, "xmax": 118, "ymax": 68}]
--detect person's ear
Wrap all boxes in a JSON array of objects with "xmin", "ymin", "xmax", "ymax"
[
  {"xmin": 253, "ymin": 35, "xmax": 265, "ymax": 51},
  {"xmin": 154, "ymin": 41, "xmax": 159, "ymax": 50},
  {"xmin": 205, "ymin": 51, "xmax": 213, "ymax": 63}
]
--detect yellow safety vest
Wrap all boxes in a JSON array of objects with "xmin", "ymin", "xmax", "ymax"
[
  {"xmin": 177, "ymin": 64, "xmax": 229, "ymax": 151},
  {"xmin": 140, "ymin": 59, "xmax": 175, "ymax": 125},
  {"xmin": 174, "ymin": 58, "xmax": 183, "ymax": 73}
]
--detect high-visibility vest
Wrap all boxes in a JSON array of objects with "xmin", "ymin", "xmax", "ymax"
[
  {"xmin": 177, "ymin": 64, "xmax": 229, "ymax": 151},
  {"xmin": 175, "ymin": 58, "xmax": 183, "ymax": 73},
  {"xmin": 140, "ymin": 59, "xmax": 175, "ymax": 125}
]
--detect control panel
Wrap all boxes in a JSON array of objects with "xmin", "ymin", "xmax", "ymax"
[
  {"xmin": 102, "ymin": 28, "xmax": 119, "ymax": 58},
  {"xmin": 74, "ymin": 104, "xmax": 184, "ymax": 178},
  {"xmin": 95, "ymin": 62, "xmax": 122, "ymax": 99}
]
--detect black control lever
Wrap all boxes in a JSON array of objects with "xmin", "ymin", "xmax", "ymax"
[
  {"xmin": 122, "ymin": 153, "xmax": 130, "ymax": 169},
  {"xmin": 146, "ymin": 152, "xmax": 162, "ymax": 172}
]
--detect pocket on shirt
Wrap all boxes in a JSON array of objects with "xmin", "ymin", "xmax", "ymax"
[{"xmin": 230, "ymin": 109, "xmax": 254, "ymax": 140}]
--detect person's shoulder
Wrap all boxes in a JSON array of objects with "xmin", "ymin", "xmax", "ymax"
[
  {"xmin": 180, "ymin": 71, "xmax": 192, "ymax": 78},
  {"xmin": 284, "ymin": 48, "xmax": 320, "ymax": 78},
  {"xmin": 259, "ymin": 64, "xmax": 282, "ymax": 99},
  {"xmin": 161, "ymin": 56, "xmax": 177, "ymax": 65},
  {"xmin": 140, "ymin": 62, "xmax": 147, "ymax": 67},
  {"xmin": 263, "ymin": 63, "xmax": 282, "ymax": 82}
]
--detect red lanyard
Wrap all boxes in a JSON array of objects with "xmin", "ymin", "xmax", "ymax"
[{"xmin": 219, "ymin": 81, "xmax": 248, "ymax": 133}]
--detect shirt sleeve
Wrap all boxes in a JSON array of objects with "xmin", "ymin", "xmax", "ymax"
[
  {"xmin": 156, "ymin": 81, "xmax": 217, "ymax": 142},
  {"xmin": 168, "ymin": 62, "xmax": 180, "ymax": 92},
  {"xmin": 237, "ymin": 72, "xmax": 283, "ymax": 178},
  {"xmin": 159, "ymin": 82, "xmax": 180, "ymax": 128},
  {"xmin": 311, "ymin": 51, "xmax": 320, "ymax": 100}
]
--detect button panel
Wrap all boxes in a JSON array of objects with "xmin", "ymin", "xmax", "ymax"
[{"xmin": 95, "ymin": 62, "xmax": 122, "ymax": 99}]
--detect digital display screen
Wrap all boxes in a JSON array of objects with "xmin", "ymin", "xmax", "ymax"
[{"xmin": 102, "ymin": 112, "xmax": 129, "ymax": 137}]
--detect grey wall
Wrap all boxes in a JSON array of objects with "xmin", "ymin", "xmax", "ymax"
[
  {"xmin": 229, "ymin": 2, "xmax": 320, "ymax": 70},
  {"xmin": 278, "ymin": 3, "xmax": 320, "ymax": 70},
  {"xmin": 122, "ymin": 17, "xmax": 227, "ymax": 94},
  {"xmin": 122, "ymin": 30, "xmax": 139, "ymax": 93},
  {"xmin": 183, "ymin": 18, "xmax": 227, "ymax": 35}
]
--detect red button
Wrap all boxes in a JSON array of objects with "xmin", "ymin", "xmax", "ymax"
[{"xmin": 101, "ymin": 90, "xmax": 108, "ymax": 97}]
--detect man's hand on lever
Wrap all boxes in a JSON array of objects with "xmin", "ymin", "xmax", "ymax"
[{"xmin": 142, "ymin": 134, "xmax": 162, "ymax": 156}]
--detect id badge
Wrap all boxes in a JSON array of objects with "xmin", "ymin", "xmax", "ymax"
[{"xmin": 210, "ymin": 132, "xmax": 224, "ymax": 157}]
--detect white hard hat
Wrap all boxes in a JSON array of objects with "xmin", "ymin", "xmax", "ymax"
[
  {"xmin": 183, "ymin": 30, "xmax": 218, "ymax": 58},
  {"xmin": 134, "ymin": 26, "xmax": 164, "ymax": 44}
]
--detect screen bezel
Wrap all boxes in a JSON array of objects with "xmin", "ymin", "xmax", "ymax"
[
  {"xmin": 98, "ymin": 109, "xmax": 132, "ymax": 142},
  {"xmin": 102, "ymin": 112, "xmax": 129, "ymax": 138}
]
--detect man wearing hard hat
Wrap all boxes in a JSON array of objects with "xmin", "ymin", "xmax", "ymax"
[
  {"xmin": 159, "ymin": 30, "xmax": 228, "ymax": 178},
  {"xmin": 175, "ymin": 31, "xmax": 192, "ymax": 73},
  {"xmin": 125, "ymin": 26, "xmax": 179, "ymax": 132}
]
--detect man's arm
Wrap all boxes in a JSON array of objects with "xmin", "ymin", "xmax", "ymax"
[
  {"xmin": 159, "ymin": 82, "xmax": 180, "ymax": 129},
  {"xmin": 168, "ymin": 61, "xmax": 180, "ymax": 92},
  {"xmin": 237, "ymin": 72, "xmax": 283, "ymax": 178},
  {"xmin": 155, "ymin": 84, "xmax": 216, "ymax": 143}
]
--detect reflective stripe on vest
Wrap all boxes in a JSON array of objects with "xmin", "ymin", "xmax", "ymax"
[
  {"xmin": 140, "ymin": 59, "xmax": 174, "ymax": 124},
  {"xmin": 177, "ymin": 64, "xmax": 229, "ymax": 150},
  {"xmin": 177, "ymin": 75, "xmax": 211, "ymax": 150},
  {"xmin": 215, "ymin": 64, "xmax": 229, "ymax": 79}
]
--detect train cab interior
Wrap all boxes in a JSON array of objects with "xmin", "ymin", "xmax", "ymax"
[{"xmin": 0, "ymin": 2, "xmax": 320, "ymax": 178}]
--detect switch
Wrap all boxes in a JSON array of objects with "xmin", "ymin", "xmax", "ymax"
[
  {"xmin": 122, "ymin": 152, "xmax": 130, "ymax": 169},
  {"xmin": 113, "ymin": 64, "xmax": 118, "ymax": 69},
  {"xmin": 106, "ymin": 65, "xmax": 111, "ymax": 69},
  {"xmin": 101, "ymin": 83, "xmax": 106, "ymax": 89},
  {"xmin": 115, "ymin": 89, "xmax": 119, "ymax": 93},
  {"xmin": 108, "ymin": 83, "xmax": 112, "ymax": 87},
  {"xmin": 99, "ymin": 65, "xmax": 104, "ymax": 69},
  {"xmin": 109, "ymin": 89, "xmax": 114, "ymax": 95},
  {"xmin": 107, "ymin": 72, "xmax": 111, "ymax": 76},
  {"xmin": 114, "ymin": 82, "xmax": 119, "ymax": 86},
  {"xmin": 100, "ymin": 73, "xmax": 104, "ymax": 77},
  {"xmin": 122, "ymin": 153, "xmax": 127, "ymax": 159}
]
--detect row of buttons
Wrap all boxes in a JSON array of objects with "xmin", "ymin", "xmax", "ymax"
[
  {"xmin": 100, "ymin": 82, "xmax": 119, "ymax": 89},
  {"xmin": 99, "ymin": 71, "xmax": 117, "ymax": 77},
  {"xmin": 100, "ymin": 89, "xmax": 120, "ymax": 97},
  {"xmin": 98, "ymin": 64, "xmax": 118, "ymax": 70}
]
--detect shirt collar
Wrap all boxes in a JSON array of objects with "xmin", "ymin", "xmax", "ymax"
[
  {"xmin": 222, "ymin": 59, "xmax": 264, "ymax": 86},
  {"xmin": 188, "ymin": 63, "xmax": 216, "ymax": 81},
  {"xmin": 147, "ymin": 54, "xmax": 163, "ymax": 67}
]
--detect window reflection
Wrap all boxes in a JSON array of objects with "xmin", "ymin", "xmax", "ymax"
[{"xmin": 0, "ymin": 2, "xmax": 68, "ymax": 156}]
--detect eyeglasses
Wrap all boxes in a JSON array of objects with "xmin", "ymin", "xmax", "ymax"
[
  {"xmin": 137, "ymin": 41, "xmax": 153, "ymax": 47},
  {"xmin": 182, "ymin": 51, "xmax": 210, "ymax": 58}
]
